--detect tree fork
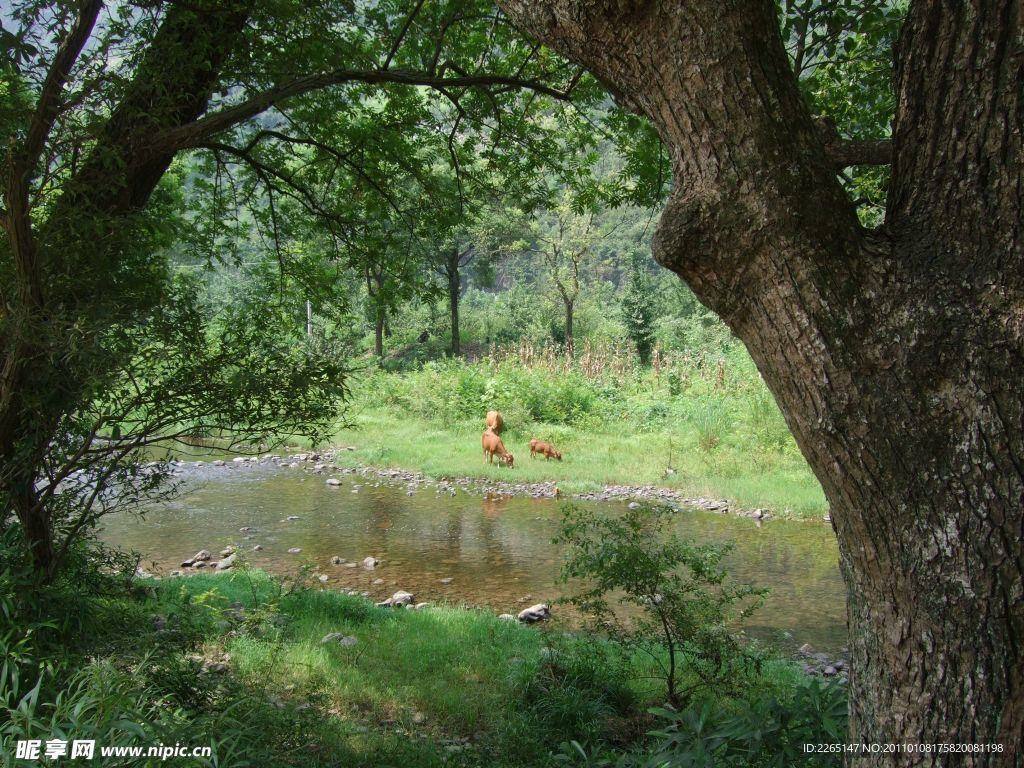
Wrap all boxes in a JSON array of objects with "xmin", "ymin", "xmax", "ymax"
[{"xmin": 499, "ymin": 0, "xmax": 1023, "ymax": 761}]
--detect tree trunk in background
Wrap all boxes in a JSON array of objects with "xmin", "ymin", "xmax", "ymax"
[
  {"xmin": 564, "ymin": 298, "xmax": 574, "ymax": 359},
  {"xmin": 500, "ymin": 0, "xmax": 1023, "ymax": 761},
  {"xmin": 447, "ymin": 246, "xmax": 461, "ymax": 356}
]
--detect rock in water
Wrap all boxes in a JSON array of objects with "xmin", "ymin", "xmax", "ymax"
[
  {"xmin": 362, "ymin": 556, "xmax": 379, "ymax": 569},
  {"xmin": 181, "ymin": 549, "xmax": 211, "ymax": 567},
  {"xmin": 215, "ymin": 553, "xmax": 237, "ymax": 571},
  {"xmin": 287, "ymin": 547, "xmax": 302, "ymax": 554},
  {"xmin": 330, "ymin": 556, "xmax": 344, "ymax": 565},
  {"xmin": 517, "ymin": 604, "xmax": 550, "ymax": 623},
  {"xmin": 326, "ymin": 478, "xmax": 342, "ymax": 486}
]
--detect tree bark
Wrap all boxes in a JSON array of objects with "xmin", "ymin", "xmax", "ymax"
[
  {"xmin": 499, "ymin": 0, "xmax": 1023, "ymax": 762},
  {"xmin": 447, "ymin": 246, "xmax": 462, "ymax": 357}
]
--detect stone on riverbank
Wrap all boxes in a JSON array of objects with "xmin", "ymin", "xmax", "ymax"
[
  {"xmin": 181, "ymin": 550, "xmax": 211, "ymax": 567},
  {"xmin": 517, "ymin": 604, "xmax": 550, "ymax": 623},
  {"xmin": 377, "ymin": 590, "xmax": 414, "ymax": 607},
  {"xmin": 215, "ymin": 553, "xmax": 237, "ymax": 570}
]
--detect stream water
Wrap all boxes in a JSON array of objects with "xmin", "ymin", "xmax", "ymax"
[{"xmin": 100, "ymin": 459, "xmax": 847, "ymax": 654}]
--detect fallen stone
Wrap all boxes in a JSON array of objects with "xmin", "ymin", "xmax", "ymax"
[
  {"xmin": 377, "ymin": 590, "xmax": 415, "ymax": 607},
  {"xmin": 181, "ymin": 549, "xmax": 211, "ymax": 567},
  {"xmin": 517, "ymin": 603, "xmax": 550, "ymax": 623},
  {"xmin": 215, "ymin": 553, "xmax": 237, "ymax": 570},
  {"xmin": 320, "ymin": 633, "xmax": 358, "ymax": 647}
]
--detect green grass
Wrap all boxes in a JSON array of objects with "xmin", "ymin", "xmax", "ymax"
[
  {"xmin": 332, "ymin": 407, "xmax": 827, "ymax": 518},
  {"xmin": 147, "ymin": 569, "xmax": 655, "ymax": 766},
  {"xmin": 4, "ymin": 549, "xmax": 833, "ymax": 768}
]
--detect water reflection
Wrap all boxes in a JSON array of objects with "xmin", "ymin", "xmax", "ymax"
[{"xmin": 101, "ymin": 464, "xmax": 846, "ymax": 652}]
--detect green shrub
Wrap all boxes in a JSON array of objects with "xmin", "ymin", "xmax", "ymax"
[{"xmin": 555, "ymin": 504, "xmax": 768, "ymax": 707}]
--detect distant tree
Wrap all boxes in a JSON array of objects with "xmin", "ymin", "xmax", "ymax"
[{"xmin": 621, "ymin": 250, "xmax": 656, "ymax": 364}]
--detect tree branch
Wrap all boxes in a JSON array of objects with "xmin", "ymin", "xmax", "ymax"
[
  {"xmin": 824, "ymin": 138, "xmax": 893, "ymax": 169},
  {"xmin": 815, "ymin": 116, "xmax": 892, "ymax": 168},
  {"xmin": 150, "ymin": 69, "xmax": 575, "ymax": 155},
  {"xmin": 19, "ymin": 0, "xmax": 103, "ymax": 170}
]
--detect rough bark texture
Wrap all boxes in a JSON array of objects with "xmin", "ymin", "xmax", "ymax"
[{"xmin": 499, "ymin": 0, "xmax": 1023, "ymax": 762}]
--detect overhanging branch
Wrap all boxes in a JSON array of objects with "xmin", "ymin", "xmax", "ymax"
[{"xmin": 149, "ymin": 69, "xmax": 575, "ymax": 155}]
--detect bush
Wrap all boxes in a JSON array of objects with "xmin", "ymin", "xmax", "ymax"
[
  {"xmin": 640, "ymin": 677, "xmax": 848, "ymax": 767},
  {"xmin": 555, "ymin": 504, "xmax": 768, "ymax": 707}
]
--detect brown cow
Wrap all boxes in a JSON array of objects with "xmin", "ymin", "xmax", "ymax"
[
  {"xmin": 529, "ymin": 439, "xmax": 562, "ymax": 461},
  {"xmin": 485, "ymin": 410, "xmax": 504, "ymax": 434},
  {"xmin": 482, "ymin": 429, "xmax": 514, "ymax": 467}
]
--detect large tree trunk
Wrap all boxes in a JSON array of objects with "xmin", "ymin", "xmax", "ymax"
[{"xmin": 500, "ymin": 0, "xmax": 1023, "ymax": 761}]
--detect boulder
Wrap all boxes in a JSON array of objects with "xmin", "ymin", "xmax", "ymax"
[
  {"xmin": 362, "ymin": 556, "xmax": 379, "ymax": 569},
  {"xmin": 215, "ymin": 553, "xmax": 237, "ymax": 571},
  {"xmin": 377, "ymin": 590, "xmax": 415, "ymax": 607},
  {"xmin": 220, "ymin": 546, "xmax": 234, "ymax": 557},
  {"xmin": 517, "ymin": 604, "xmax": 550, "ymax": 623},
  {"xmin": 181, "ymin": 549, "xmax": 211, "ymax": 567}
]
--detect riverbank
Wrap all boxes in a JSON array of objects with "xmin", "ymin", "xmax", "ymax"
[
  {"xmin": 323, "ymin": 407, "xmax": 828, "ymax": 520},
  {"xmin": 5, "ymin": 562, "xmax": 844, "ymax": 767}
]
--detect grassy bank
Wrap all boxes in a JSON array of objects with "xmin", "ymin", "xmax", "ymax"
[
  {"xmin": 332, "ymin": 348, "xmax": 827, "ymax": 519},
  {"xmin": 3, "ymin": 563, "xmax": 838, "ymax": 768}
]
